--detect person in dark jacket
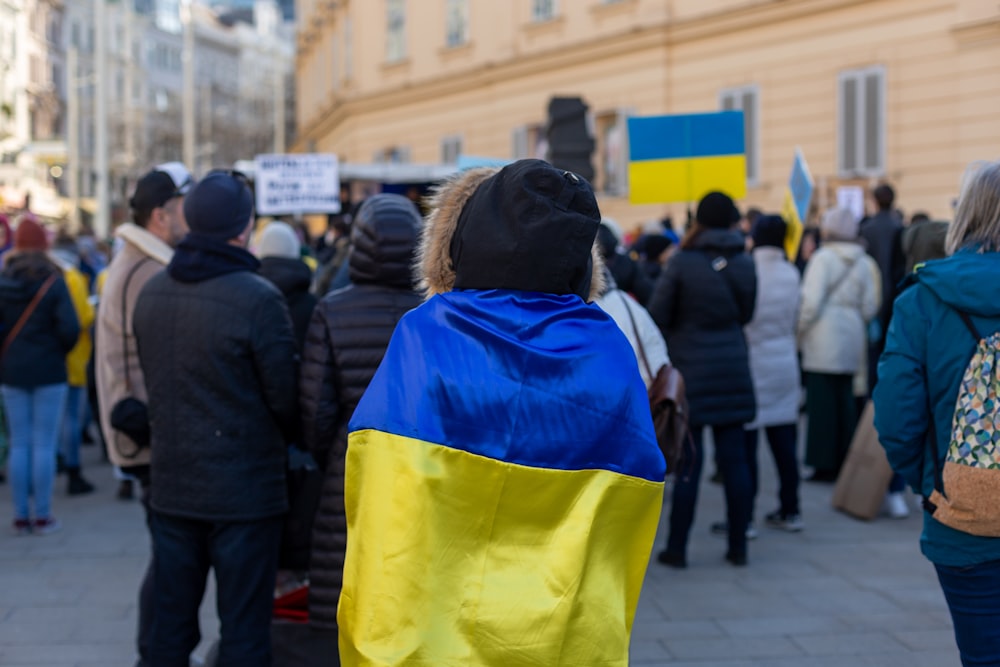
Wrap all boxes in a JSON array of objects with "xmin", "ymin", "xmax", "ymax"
[
  {"xmin": 874, "ymin": 159, "xmax": 1000, "ymax": 666},
  {"xmin": 648, "ymin": 191, "xmax": 757, "ymax": 568},
  {"xmin": 597, "ymin": 220, "xmax": 654, "ymax": 306},
  {"xmin": 0, "ymin": 216, "xmax": 80, "ymax": 535},
  {"xmin": 298, "ymin": 194, "xmax": 423, "ymax": 642},
  {"xmin": 859, "ymin": 183, "xmax": 904, "ymax": 392},
  {"xmin": 257, "ymin": 221, "xmax": 318, "ymax": 350},
  {"xmin": 133, "ymin": 171, "xmax": 299, "ymax": 667}
]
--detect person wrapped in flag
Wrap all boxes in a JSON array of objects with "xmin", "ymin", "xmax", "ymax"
[{"xmin": 338, "ymin": 159, "xmax": 667, "ymax": 666}]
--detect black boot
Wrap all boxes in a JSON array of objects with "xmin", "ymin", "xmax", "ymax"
[{"xmin": 67, "ymin": 467, "xmax": 95, "ymax": 495}]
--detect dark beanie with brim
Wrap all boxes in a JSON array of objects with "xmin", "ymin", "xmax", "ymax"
[
  {"xmin": 449, "ymin": 159, "xmax": 600, "ymax": 299},
  {"xmin": 183, "ymin": 172, "xmax": 254, "ymax": 241}
]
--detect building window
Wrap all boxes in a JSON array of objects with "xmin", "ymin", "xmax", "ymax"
[
  {"xmin": 719, "ymin": 84, "xmax": 759, "ymax": 186},
  {"xmin": 839, "ymin": 65, "xmax": 885, "ymax": 177},
  {"xmin": 445, "ymin": 0, "xmax": 468, "ymax": 48},
  {"xmin": 512, "ymin": 123, "xmax": 547, "ymax": 160},
  {"xmin": 532, "ymin": 0, "xmax": 557, "ymax": 21},
  {"xmin": 595, "ymin": 109, "xmax": 629, "ymax": 196},
  {"xmin": 385, "ymin": 0, "xmax": 406, "ymax": 63},
  {"xmin": 375, "ymin": 146, "xmax": 411, "ymax": 163},
  {"xmin": 441, "ymin": 135, "xmax": 462, "ymax": 164}
]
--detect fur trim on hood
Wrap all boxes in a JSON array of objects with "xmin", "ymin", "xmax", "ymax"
[{"xmin": 416, "ymin": 166, "xmax": 605, "ymax": 302}]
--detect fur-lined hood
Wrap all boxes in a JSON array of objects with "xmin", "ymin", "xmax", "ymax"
[{"xmin": 416, "ymin": 165, "xmax": 605, "ymax": 302}]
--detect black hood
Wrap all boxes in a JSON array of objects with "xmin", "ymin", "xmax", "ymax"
[
  {"xmin": 448, "ymin": 159, "xmax": 600, "ymax": 299},
  {"xmin": 259, "ymin": 256, "xmax": 312, "ymax": 297},
  {"xmin": 349, "ymin": 194, "xmax": 422, "ymax": 288},
  {"xmin": 0, "ymin": 252, "xmax": 59, "ymax": 302},
  {"xmin": 689, "ymin": 228, "xmax": 747, "ymax": 254}
]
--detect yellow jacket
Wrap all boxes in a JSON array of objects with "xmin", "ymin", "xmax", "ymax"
[{"xmin": 53, "ymin": 261, "xmax": 95, "ymax": 387}]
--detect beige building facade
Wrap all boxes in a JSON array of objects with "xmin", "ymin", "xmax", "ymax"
[{"xmin": 294, "ymin": 0, "xmax": 1000, "ymax": 230}]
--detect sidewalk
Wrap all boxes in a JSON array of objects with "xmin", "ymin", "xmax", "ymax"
[{"xmin": 0, "ymin": 437, "xmax": 960, "ymax": 666}]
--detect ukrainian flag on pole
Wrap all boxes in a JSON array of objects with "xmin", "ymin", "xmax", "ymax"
[
  {"xmin": 781, "ymin": 148, "xmax": 814, "ymax": 260},
  {"xmin": 338, "ymin": 290, "xmax": 666, "ymax": 666},
  {"xmin": 628, "ymin": 111, "xmax": 747, "ymax": 204}
]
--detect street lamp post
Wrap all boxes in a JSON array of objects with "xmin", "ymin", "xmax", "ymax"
[
  {"xmin": 94, "ymin": 0, "xmax": 109, "ymax": 238},
  {"xmin": 66, "ymin": 47, "xmax": 79, "ymax": 229},
  {"xmin": 181, "ymin": 0, "xmax": 195, "ymax": 172}
]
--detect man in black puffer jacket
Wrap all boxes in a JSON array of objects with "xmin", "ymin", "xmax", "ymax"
[
  {"xmin": 298, "ymin": 193, "xmax": 423, "ymax": 645},
  {"xmin": 133, "ymin": 172, "xmax": 299, "ymax": 667}
]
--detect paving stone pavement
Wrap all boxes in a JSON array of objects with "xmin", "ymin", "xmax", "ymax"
[{"xmin": 0, "ymin": 433, "xmax": 960, "ymax": 666}]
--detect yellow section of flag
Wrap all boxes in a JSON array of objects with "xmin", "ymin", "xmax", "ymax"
[
  {"xmin": 628, "ymin": 154, "xmax": 747, "ymax": 205},
  {"xmin": 338, "ymin": 429, "xmax": 664, "ymax": 666},
  {"xmin": 781, "ymin": 188, "xmax": 805, "ymax": 262}
]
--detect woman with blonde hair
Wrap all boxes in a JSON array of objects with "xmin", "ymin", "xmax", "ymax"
[
  {"xmin": 797, "ymin": 206, "xmax": 880, "ymax": 481},
  {"xmin": 875, "ymin": 159, "xmax": 1000, "ymax": 665}
]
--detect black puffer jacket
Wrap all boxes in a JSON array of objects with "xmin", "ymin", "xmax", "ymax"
[
  {"xmin": 134, "ymin": 262, "xmax": 299, "ymax": 521},
  {"xmin": 648, "ymin": 228, "xmax": 757, "ymax": 426},
  {"xmin": 299, "ymin": 194, "xmax": 423, "ymax": 629},
  {"xmin": 259, "ymin": 256, "xmax": 318, "ymax": 351},
  {"xmin": 0, "ymin": 253, "xmax": 80, "ymax": 387}
]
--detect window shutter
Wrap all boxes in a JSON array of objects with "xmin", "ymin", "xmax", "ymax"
[
  {"xmin": 840, "ymin": 75, "xmax": 858, "ymax": 174},
  {"xmin": 741, "ymin": 89, "xmax": 757, "ymax": 183},
  {"xmin": 864, "ymin": 70, "xmax": 883, "ymax": 171}
]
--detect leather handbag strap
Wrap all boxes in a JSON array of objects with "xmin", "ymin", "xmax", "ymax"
[
  {"xmin": 617, "ymin": 289, "xmax": 654, "ymax": 380},
  {"xmin": 2, "ymin": 273, "xmax": 57, "ymax": 361},
  {"xmin": 119, "ymin": 258, "xmax": 152, "ymax": 393}
]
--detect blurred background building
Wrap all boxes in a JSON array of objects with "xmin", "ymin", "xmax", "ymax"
[
  {"xmin": 294, "ymin": 0, "xmax": 1000, "ymax": 226},
  {"xmin": 0, "ymin": 0, "xmax": 296, "ymax": 233}
]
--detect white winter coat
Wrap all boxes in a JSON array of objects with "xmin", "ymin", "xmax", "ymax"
[
  {"xmin": 745, "ymin": 247, "xmax": 801, "ymax": 429},
  {"xmin": 797, "ymin": 242, "xmax": 881, "ymax": 374},
  {"xmin": 596, "ymin": 288, "xmax": 669, "ymax": 389}
]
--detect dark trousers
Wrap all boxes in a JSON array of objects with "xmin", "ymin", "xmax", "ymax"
[
  {"xmin": 149, "ymin": 511, "xmax": 283, "ymax": 667},
  {"xmin": 120, "ymin": 465, "xmax": 155, "ymax": 667},
  {"xmin": 745, "ymin": 423, "xmax": 800, "ymax": 520},
  {"xmin": 667, "ymin": 423, "xmax": 752, "ymax": 559},
  {"xmin": 804, "ymin": 372, "xmax": 857, "ymax": 475},
  {"xmin": 935, "ymin": 559, "xmax": 1000, "ymax": 666}
]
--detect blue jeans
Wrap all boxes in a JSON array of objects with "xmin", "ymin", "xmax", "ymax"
[
  {"xmin": 2, "ymin": 383, "xmax": 68, "ymax": 520},
  {"xmin": 935, "ymin": 559, "xmax": 1000, "ymax": 666},
  {"xmin": 667, "ymin": 423, "xmax": 753, "ymax": 559},
  {"xmin": 745, "ymin": 424, "xmax": 800, "ymax": 520},
  {"xmin": 149, "ymin": 511, "xmax": 283, "ymax": 667},
  {"xmin": 61, "ymin": 385, "xmax": 85, "ymax": 468}
]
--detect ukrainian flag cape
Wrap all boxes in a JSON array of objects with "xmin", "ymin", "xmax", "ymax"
[{"xmin": 339, "ymin": 289, "xmax": 666, "ymax": 666}]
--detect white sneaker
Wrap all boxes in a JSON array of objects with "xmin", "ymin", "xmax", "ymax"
[{"xmin": 886, "ymin": 492, "xmax": 910, "ymax": 519}]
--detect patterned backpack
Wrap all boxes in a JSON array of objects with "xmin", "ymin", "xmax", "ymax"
[{"xmin": 925, "ymin": 311, "xmax": 1000, "ymax": 536}]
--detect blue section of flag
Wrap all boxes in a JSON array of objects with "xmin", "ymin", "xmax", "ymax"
[
  {"xmin": 350, "ymin": 289, "xmax": 666, "ymax": 483},
  {"xmin": 789, "ymin": 149, "xmax": 814, "ymax": 224},
  {"xmin": 628, "ymin": 112, "xmax": 745, "ymax": 162}
]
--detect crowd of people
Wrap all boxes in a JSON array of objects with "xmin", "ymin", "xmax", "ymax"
[{"xmin": 0, "ymin": 155, "xmax": 997, "ymax": 666}]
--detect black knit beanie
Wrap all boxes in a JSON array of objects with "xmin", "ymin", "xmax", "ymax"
[
  {"xmin": 696, "ymin": 191, "xmax": 740, "ymax": 229},
  {"xmin": 751, "ymin": 214, "xmax": 787, "ymax": 249},
  {"xmin": 183, "ymin": 172, "xmax": 254, "ymax": 241}
]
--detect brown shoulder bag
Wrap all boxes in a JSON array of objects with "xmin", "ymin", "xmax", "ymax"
[{"xmin": 617, "ymin": 291, "xmax": 692, "ymax": 476}]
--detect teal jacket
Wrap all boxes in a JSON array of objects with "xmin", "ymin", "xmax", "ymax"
[{"xmin": 874, "ymin": 247, "xmax": 1000, "ymax": 567}]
